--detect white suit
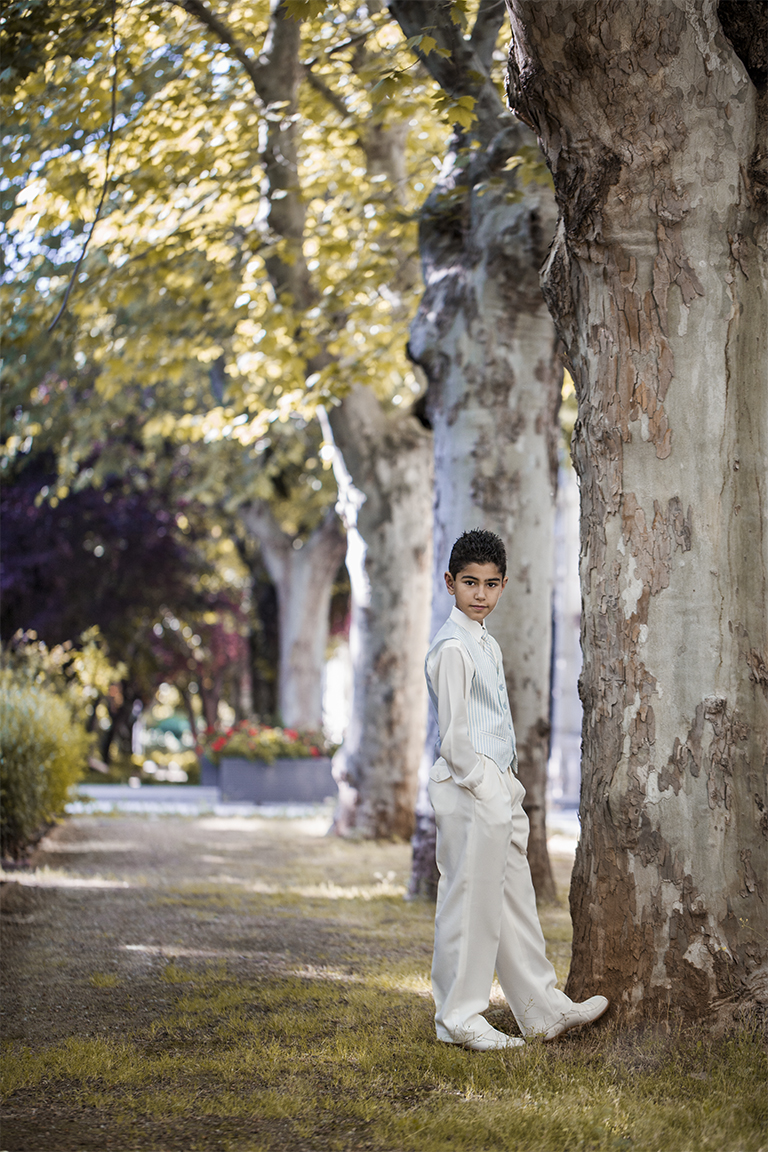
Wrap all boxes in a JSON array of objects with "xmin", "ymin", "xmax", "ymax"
[{"xmin": 426, "ymin": 607, "xmax": 576, "ymax": 1042}]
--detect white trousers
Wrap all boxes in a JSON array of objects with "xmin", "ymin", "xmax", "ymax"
[{"xmin": 429, "ymin": 756, "xmax": 574, "ymax": 1041}]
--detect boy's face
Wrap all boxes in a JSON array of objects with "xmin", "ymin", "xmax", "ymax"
[{"xmin": 445, "ymin": 562, "xmax": 508, "ymax": 624}]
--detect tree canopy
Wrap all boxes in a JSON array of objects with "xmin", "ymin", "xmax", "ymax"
[
  {"xmin": 1, "ymin": 0, "xmax": 500, "ymax": 744},
  {"xmin": 0, "ymin": 0, "xmax": 545, "ymax": 775},
  {"xmin": 1, "ymin": 1, "xmax": 461, "ymax": 492}
]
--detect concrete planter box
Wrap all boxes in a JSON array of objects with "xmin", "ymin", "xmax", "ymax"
[{"xmin": 200, "ymin": 755, "xmax": 335, "ymax": 803}]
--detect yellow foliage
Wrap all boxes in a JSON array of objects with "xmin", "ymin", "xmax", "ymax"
[{"xmin": 0, "ymin": 0, "xmax": 530, "ymax": 542}]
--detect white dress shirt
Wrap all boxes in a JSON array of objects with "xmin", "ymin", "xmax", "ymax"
[{"xmin": 425, "ymin": 606, "xmax": 501, "ymax": 793}]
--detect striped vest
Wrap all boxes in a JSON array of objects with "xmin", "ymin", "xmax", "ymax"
[{"xmin": 427, "ymin": 614, "xmax": 517, "ymax": 773}]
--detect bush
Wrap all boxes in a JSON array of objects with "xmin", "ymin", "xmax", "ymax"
[{"xmin": 0, "ymin": 674, "xmax": 89, "ymax": 859}]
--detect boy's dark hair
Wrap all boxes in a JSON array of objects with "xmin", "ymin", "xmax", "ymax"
[{"xmin": 448, "ymin": 529, "xmax": 507, "ymax": 578}]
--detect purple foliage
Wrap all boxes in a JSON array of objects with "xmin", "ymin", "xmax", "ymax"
[{"xmin": 1, "ymin": 456, "xmax": 200, "ymax": 649}]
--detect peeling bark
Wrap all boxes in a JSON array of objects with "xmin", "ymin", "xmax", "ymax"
[
  {"xmin": 323, "ymin": 387, "xmax": 433, "ymax": 840},
  {"xmin": 305, "ymin": 53, "xmax": 434, "ymax": 840},
  {"xmin": 506, "ymin": 0, "xmax": 768, "ymax": 1020},
  {"xmin": 391, "ymin": 1, "xmax": 562, "ymax": 901},
  {"xmin": 408, "ymin": 171, "xmax": 562, "ymax": 902}
]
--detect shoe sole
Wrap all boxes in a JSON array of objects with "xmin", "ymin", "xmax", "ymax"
[
  {"xmin": 543, "ymin": 999, "xmax": 609, "ymax": 1042},
  {"xmin": 439, "ymin": 1036, "xmax": 525, "ymax": 1052}
]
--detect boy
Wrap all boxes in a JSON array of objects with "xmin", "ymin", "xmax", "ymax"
[{"xmin": 425, "ymin": 528, "xmax": 608, "ymax": 1051}]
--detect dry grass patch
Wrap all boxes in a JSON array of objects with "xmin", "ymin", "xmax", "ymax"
[
  {"xmin": 1, "ymin": 815, "xmax": 765, "ymax": 1151},
  {"xmin": 3, "ymin": 951, "xmax": 766, "ymax": 1152}
]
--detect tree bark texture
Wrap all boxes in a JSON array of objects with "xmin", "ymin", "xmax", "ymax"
[
  {"xmin": 506, "ymin": 0, "xmax": 768, "ymax": 1020},
  {"xmin": 409, "ymin": 172, "xmax": 562, "ymax": 902},
  {"xmin": 323, "ymin": 386, "xmax": 433, "ymax": 840},
  {"xmin": 391, "ymin": 0, "xmax": 562, "ymax": 901},
  {"xmin": 307, "ymin": 45, "xmax": 433, "ymax": 840},
  {"xmin": 240, "ymin": 503, "xmax": 345, "ymax": 731}
]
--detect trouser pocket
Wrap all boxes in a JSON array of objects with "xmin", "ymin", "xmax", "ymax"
[{"xmin": 472, "ymin": 757, "xmax": 512, "ymax": 823}]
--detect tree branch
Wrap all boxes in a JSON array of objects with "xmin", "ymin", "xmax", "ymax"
[
  {"xmin": 240, "ymin": 500, "xmax": 291, "ymax": 583},
  {"xmin": 302, "ymin": 62, "xmax": 353, "ymax": 120},
  {"xmin": 387, "ymin": 0, "xmax": 507, "ymax": 144},
  {"xmin": 469, "ymin": 0, "xmax": 506, "ymax": 73},
  {"xmin": 388, "ymin": 0, "xmax": 466, "ymax": 94},
  {"xmin": 49, "ymin": 0, "xmax": 118, "ymax": 332},
  {"xmin": 164, "ymin": 1, "xmax": 312, "ymax": 305},
  {"xmin": 166, "ymin": 0, "xmax": 266, "ymax": 99}
]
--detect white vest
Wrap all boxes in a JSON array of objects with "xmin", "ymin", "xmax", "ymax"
[{"xmin": 427, "ymin": 615, "xmax": 517, "ymax": 773}]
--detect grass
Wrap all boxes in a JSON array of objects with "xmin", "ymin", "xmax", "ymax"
[
  {"xmin": 1, "ymin": 818, "xmax": 766, "ymax": 1151},
  {"xmin": 2, "ymin": 977, "xmax": 765, "ymax": 1150},
  {"xmin": 88, "ymin": 971, "xmax": 121, "ymax": 988},
  {"xmin": 3, "ymin": 929, "xmax": 766, "ymax": 1150}
]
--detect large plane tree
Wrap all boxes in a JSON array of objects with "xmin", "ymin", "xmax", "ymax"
[{"xmin": 505, "ymin": 0, "xmax": 767, "ymax": 1020}]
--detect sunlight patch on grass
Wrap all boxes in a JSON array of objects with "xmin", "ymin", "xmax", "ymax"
[
  {"xmin": 0, "ymin": 869, "xmax": 130, "ymax": 889},
  {"xmin": 156, "ymin": 876, "xmax": 408, "ymax": 900},
  {"xmin": 3, "ymin": 875, "xmax": 766, "ymax": 1152},
  {"xmin": 196, "ymin": 815, "xmax": 333, "ymax": 838},
  {"xmin": 287, "ymin": 964, "xmax": 365, "ymax": 984},
  {"xmin": 368, "ymin": 956, "xmax": 432, "ymax": 997},
  {"xmin": 371, "ymin": 970, "xmax": 432, "ymax": 996},
  {"xmin": 2, "ymin": 984, "xmax": 765, "ymax": 1152},
  {"xmin": 88, "ymin": 971, "xmax": 120, "ymax": 987}
]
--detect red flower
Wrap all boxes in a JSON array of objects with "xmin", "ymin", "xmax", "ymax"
[
  {"xmin": 309, "ymin": 746, "xmax": 319, "ymax": 757},
  {"xmin": 212, "ymin": 736, "xmax": 227, "ymax": 752},
  {"xmin": 205, "ymin": 725, "xmax": 215, "ymax": 736},
  {"xmin": 284, "ymin": 728, "xmax": 298, "ymax": 741}
]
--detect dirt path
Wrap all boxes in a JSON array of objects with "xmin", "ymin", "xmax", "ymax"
[
  {"xmin": 1, "ymin": 812, "xmax": 431, "ymax": 1039},
  {"xmin": 1, "ymin": 813, "xmax": 576, "ymax": 1152}
]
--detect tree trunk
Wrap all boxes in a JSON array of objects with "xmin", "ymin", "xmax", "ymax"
[
  {"xmin": 187, "ymin": 3, "xmax": 433, "ymax": 826},
  {"xmin": 178, "ymin": 687, "xmax": 198, "ymax": 742},
  {"xmin": 390, "ymin": 0, "xmax": 562, "ymax": 901},
  {"xmin": 409, "ymin": 163, "xmax": 562, "ymax": 903},
  {"xmin": 234, "ymin": 539, "xmax": 281, "ymax": 723},
  {"xmin": 239, "ymin": 503, "xmax": 345, "ymax": 731},
  {"xmin": 321, "ymin": 386, "xmax": 433, "ymax": 840},
  {"xmin": 506, "ymin": 0, "xmax": 768, "ymax": 1020}
]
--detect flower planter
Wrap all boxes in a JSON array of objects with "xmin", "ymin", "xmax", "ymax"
[{"xmin": 200, "ymin": 755, "xmax": 335, "ymax": 803}]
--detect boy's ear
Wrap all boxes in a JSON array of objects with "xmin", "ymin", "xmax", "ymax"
[
  {"xmin": 444, "ymin": 571, "xmax": 455, "ymax": 595},
  {"xmin": 500, "ymin": 575, "xmax": 509, "ymax": 592}
]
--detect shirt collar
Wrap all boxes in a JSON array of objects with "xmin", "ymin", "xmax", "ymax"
[{"xmin": 450, "ymin": 605, "xmax": 488, "ymax": 644}]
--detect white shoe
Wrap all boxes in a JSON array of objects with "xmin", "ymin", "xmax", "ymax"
[
  {"xmin": 442, "ymin": 1022, "xmax": 525, "ymax": 1052},
  {"xmin": 541, "ymin": 995, "xmax": 609, "ymax": 1041}
]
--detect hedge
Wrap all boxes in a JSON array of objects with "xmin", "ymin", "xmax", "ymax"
[{"xmin": 0, "ymin": 675, "xmax": 89, "ymax": 859}]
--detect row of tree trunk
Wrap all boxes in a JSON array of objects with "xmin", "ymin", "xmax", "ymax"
[
  {"xmin": 191, "ymin": 0, "xmax": 766, "ymax": 1024},
  {"xmin": 226, "ymin": 1, "xmax": 566, "ymax": 899}
]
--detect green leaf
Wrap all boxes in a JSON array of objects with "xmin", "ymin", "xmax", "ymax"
[
  {"xmin": 433, "ymin": 92, "xmax": 477, "ymax": 130},
  {"xmin": 283, "ymin": 0, "xmax": 327, "ymax": 22},
  {"xmin": 449, "ymin": 0, "xmax": 470, "ymax": 30}
]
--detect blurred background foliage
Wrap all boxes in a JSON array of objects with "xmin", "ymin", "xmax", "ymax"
[
  {"xmin": 0, "ymin": 676, "xmax": 89, "ymax": 856},
  {"xmin": 0, "ymin": 0, "xmax": 516, "ymax": 842},
  {"xmin": 2, "ymin": 0, "xmax": 452, "ymax": 472},
  {"xmin": 0, "ymin": 625, "xmax": 119, "ymax": 853}
]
